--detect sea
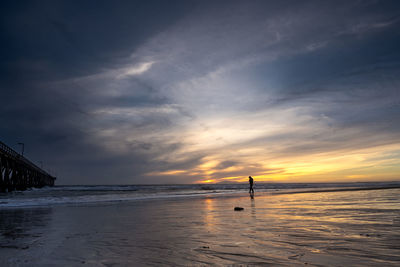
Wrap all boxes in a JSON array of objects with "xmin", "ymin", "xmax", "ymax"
[{"xmin": 1, "ymin": 181, "xmax": 399, "ymax": 208}]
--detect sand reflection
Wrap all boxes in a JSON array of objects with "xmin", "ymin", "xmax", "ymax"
[
  {"xmin": 0, "ymin": 208, "xmax": 52, "ymax": 250},
  {"xmin": 204, "ymin": 198, "xmax": 216, "ymax": 232},
  {"xmin": 1, "ymin": 189, "xmax": 398, "ymax": 266}
]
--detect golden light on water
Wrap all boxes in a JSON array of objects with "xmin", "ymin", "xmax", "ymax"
[{"xmin": 204, "ymin": 198, "xmax": 216, "ymax": 231}]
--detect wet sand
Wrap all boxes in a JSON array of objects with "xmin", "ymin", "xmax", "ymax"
[{"xmin": 1, "ymin": 188, "xmax": 400, "ymax": 266}]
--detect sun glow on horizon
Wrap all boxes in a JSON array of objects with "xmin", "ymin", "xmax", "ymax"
[{"xmin": 149, "ymin": 142, "xmax": 400, "ymax": 184}]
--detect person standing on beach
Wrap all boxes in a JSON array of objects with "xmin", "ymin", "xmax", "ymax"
[{"xmin": 249, "ymin": 176, "xmax": 254, "ymax": 194}]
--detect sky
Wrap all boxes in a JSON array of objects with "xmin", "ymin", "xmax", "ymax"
[{"xmin": 1, "ymin": 0, "xmax": 400, "ymax": 185}]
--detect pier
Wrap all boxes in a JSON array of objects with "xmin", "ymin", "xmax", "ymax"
[{"xmin": 0, "ymin": 141, "xmax": 56, "ymax": 192}]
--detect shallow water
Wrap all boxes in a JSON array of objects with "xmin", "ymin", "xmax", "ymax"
[
  {"xmin": 1, "ymin": 182, "xmax": 399, "ymax": 208},
  {"xmin": 0, "ymin": 187, "xmax": 399, "ymax": 266}
]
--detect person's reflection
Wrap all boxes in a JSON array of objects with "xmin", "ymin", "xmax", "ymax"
[{"xmin": 250, "ymin": 194, "xmax": 256, "ymax": 219}]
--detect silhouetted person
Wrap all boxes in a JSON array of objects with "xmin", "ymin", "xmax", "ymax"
[{"xmin": 249, "ymin": 176, "xmax": 254, "ymax": 195}]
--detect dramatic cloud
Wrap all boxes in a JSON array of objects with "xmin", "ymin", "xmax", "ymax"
[{"xmin": 1, "ymin": 0, "xmax": 400, "ymax": 184}]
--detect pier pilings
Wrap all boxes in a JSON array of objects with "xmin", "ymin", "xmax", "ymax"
[{"xmin": 0, "ymin": 141, "xmax": 56, "ymax": 192}]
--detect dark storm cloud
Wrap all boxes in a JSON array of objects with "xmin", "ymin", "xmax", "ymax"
[
  {"xmin": 0, "ymin": 0, "xmax": 195, "ymax": 184},
  {"xmin": 0, "ymin": 0, "xmax": 193, "ymax": 79},
  {"xmin": 1, "ymin": 0, "xmax": 400, "ymax": 184}
]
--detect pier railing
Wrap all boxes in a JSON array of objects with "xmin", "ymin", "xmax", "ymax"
[{"xmin": 0, "ymin": 141, "xmax": 56, "ymax": 192}]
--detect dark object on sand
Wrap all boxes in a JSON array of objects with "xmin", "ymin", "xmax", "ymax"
[{"xmin": 234, "ymin": 207, "xmax": 244, "ymax": 211}]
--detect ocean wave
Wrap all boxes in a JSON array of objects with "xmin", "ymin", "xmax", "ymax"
[
  {"xmin": 1, "ymin": 182, "xmax": 399, "ymax": 208},
  {"xmin": 0, "ymin": 190, "xmax": 243, "ymax": 208}
]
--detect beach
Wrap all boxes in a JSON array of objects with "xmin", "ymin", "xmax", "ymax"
[{"xmin": 1, "ymin": 185, "xmax": 400, "ymax": 266}]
